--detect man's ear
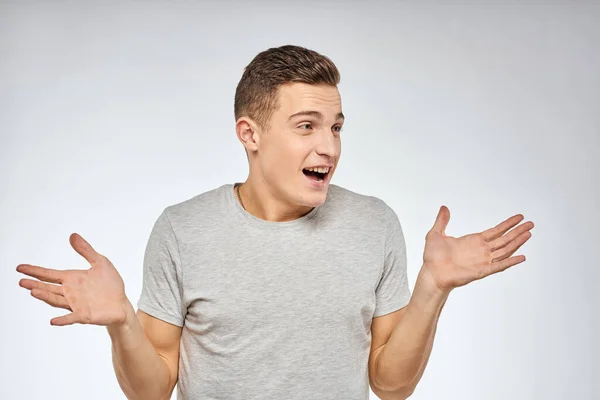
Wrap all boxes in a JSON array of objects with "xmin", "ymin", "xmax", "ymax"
[{"xmin": 236, "ymin": 117, "xmax": 261, "ymax": 153}]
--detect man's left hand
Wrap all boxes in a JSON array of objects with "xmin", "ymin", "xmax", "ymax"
[{"xmin": 421, "ymin": 206, "xmax": 534, "ymax": 294}]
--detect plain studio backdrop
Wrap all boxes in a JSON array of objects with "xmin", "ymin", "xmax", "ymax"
[{"xmin": 1, "ymin": 2, "xmax": 598, "ymax": 399}]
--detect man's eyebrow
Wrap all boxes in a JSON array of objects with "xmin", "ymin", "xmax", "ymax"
[{"xmin": 288, "ymin": 111, "xmax": 345, "ymax": 121}]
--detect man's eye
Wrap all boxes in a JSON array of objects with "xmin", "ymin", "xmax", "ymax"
[
  {"xmin": 333, "ymin": 125, "xmax": 343, "ymax": 133},
  {"xmin": 299, "ymin": 123, "xmax": 312, "ymax": 130}
]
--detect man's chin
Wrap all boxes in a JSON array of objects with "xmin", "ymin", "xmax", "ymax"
[{"xmin": 303, "ymin": 189, "xmax": 329, "ymax": 207}]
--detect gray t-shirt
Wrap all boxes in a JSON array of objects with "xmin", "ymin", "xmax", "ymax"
[{"xmin": 137, "ymin": 183, "xmax": 411, "ymax": 400}]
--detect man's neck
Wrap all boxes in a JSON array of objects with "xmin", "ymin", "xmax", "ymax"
[{"xmin": 237, "ymin": 178, "xmax": 314, "ymax": 222}]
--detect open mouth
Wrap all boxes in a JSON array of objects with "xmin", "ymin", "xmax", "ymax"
[{"xmin": 302, "ymin": 167, "xmax": 329, "ymax": 182}]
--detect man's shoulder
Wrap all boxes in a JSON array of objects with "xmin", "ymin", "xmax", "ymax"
[
  {"xmin": 161, "ymin": 183, "xmax": 231, "ymax": 223},
  {"xmin": 326, "ymin": 184, "xmax": 396, "ymax": 221}
]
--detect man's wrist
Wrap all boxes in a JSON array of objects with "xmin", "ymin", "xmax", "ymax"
[
  {"xmin": 106, "ymin": 300, "xmax": 137, "ymax": 339},
  {"xmin": 410, "ymin": 266, "xmax": 451, "ymax": 313}
]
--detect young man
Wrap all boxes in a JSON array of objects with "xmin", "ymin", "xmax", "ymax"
[{"xmin": 16, "ymin": 45, "xmax": 534, "ymax": 400}]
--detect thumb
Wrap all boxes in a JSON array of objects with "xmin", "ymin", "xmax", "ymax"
[
  {"xmin": 69, "ymin": 233, "xmax": 102, "ymax": 266},
  {"xmin": 430, "ymin": 205, "xmax": 450, "ymax": 236}
]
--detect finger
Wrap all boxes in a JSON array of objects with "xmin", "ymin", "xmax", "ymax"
[
  {"xmin": 430, "ymin": 205, "xmax": 450, "ymax": 235},
  {"xmin": 16, "ymin": 264, "xmax": 64, "ymax": 284},
  {"xmin": 481, "ymin": 214, "xmax": 524, "ymax": 242},
  {"xmin": 30, "ymin": 288, "xmax": 72, "ymax": 310},
  {"xmin": 19, "ymin": 278, "xmax": 63, "ymax": 296},
  {"xmin": 69, "ymin": 233, "xmax": 102, "ymax": 265},
  {"xmin": 489, "ymin": 221, "xmax": 534, "ymax": 252},
  {"xmin": 51, "ymin": 312, "xmax": 79, "ymax": 326},
  {"xmin": 486, "ymin": 255, "xmax": 526, "ymax": 276},
  {"xmin": 491, "ymin": 231, "xmax": 532, "ymax": 262}
]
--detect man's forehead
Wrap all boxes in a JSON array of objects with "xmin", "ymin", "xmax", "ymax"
[{"xmin": 277, "ymin": 83, "xmax": 342, "ymax": 114}]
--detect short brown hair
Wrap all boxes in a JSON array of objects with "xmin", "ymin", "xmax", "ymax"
[{"xmin": 234, "ymin": 45, "xmax": 341, "ymax": 131}]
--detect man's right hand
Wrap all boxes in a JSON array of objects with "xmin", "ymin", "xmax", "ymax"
[{"xmin": 17, "ymin": 233, "xmax": 130, "ymax": 327}]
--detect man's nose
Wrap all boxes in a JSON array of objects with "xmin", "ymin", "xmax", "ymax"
[{"xmin": 315, "ymin": 129, "xmax": 339, "ymax": 158}]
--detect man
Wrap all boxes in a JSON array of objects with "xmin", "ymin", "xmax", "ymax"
[{"xmin": 16, "ymin": 45, "xmax": 534, "ymax": 400}]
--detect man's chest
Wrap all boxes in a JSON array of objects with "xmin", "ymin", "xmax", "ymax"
[{"xmin": 179, "ymin": 230, "xmax": 385, "ymax": 337}]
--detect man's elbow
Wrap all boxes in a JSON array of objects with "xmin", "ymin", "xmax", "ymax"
[{"xmin": 370, "ymin": 380, "xmax": 416, "ymax": 400}]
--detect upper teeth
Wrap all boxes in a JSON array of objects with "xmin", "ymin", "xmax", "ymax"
[{"xmin": 306, "ymin": 167, "xmax": 330, "ymax": 174}]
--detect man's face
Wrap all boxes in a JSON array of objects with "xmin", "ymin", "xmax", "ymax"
[{"xmin": 257, "ymin": 82, "xmax": 344, "ymax": 208}]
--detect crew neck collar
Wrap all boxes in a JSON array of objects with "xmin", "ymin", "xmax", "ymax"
[{"xmin": 226, "ymin": 183, "xmax": 321, "ymax": 228}]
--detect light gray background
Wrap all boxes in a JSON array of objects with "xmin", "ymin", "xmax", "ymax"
[{"xmin": 1, "ymin": 1, "xmax": 598, "ymax": 399}]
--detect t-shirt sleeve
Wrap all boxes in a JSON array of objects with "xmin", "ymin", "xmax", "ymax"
[
  {"xmin": 373, "ymin": 205, "xmax": 412, "ymax": 318},
  {"xmin": 136, "ymin": 210, "xmax": 186, "ymax": 327}
]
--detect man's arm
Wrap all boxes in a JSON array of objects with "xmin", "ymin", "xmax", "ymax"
[
  {"xmin": 15, "ymin": 233, "xmax": 184, "ymax": 400},
  {"xmin": 107, "ymin": 301, "xmax": 182, "ymax": 400},
  {"xmin": 369, "ymin": 267, "xmax": 448, "ymax": 400},
  {"xmin": 369, "ymin": 207, "xmax": 533, "ymax": 399}
]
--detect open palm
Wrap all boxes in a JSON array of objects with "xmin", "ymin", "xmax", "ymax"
[
  {"xmin": 17, "ymin": 233, "xmax": 129, "ymax": 326},
  {"xmin": 423, "ymin": 206, "xmax": 534, "ymax": 292}
]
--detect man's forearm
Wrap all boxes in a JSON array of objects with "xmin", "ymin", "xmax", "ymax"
[
  {"xmin": 374, "ymin": 266, "xmax": 449, "ymax": 397},
  {"xmin": 106, "ymin": 301, "xmax": 172, "ymax": 400}
]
